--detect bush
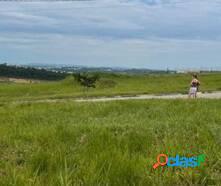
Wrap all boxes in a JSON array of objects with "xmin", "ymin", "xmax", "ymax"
[{"xmin": 73, "ymin": 73, "xmax": 100, "ymax": 88}]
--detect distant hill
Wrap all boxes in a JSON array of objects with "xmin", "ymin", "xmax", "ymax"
[
  {"xmin": 0, "ymin": 64, "xmax": 67, "ymax": 81},
  {"xmin": 25, "ymin": 63, "xmax": 172, "ymax": 74}
]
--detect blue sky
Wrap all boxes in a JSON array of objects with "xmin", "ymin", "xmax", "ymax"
[{"xmin": 0, "ymin": 0, "xmax": 221, "ymax": 70}]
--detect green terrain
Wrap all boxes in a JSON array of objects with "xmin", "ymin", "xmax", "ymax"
[
  {"xmin": 1, "ymin": 73, "xmax": 221, "ymax": 102},
  {"xmin": 0, "ymin": 73, "xmax": 221, "ymax": 185}
]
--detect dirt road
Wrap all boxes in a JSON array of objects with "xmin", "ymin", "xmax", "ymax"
[
  {"xmin": 8, "ymin": 91, "xmax": 221, "ymax": 105},
  {"xmin": 75, "ymin": 91, "xmax": 221, "ymax": 102}
]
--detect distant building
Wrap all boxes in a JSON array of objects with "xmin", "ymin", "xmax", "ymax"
[
  {"xmin": 176, "ymin": 70, "xmax": 187, "ymax": 74},
  {"xmin": 176, "ymin": 70, "xmax": 201, "ymax": 74}
]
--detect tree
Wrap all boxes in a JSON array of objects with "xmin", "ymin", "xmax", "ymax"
[
  {"xmin": 0, "ymin": 64, "xmax": 67, "ymax": 80},
  {"xmin": 73, "ymin": 73, "xmax": 100, "ymax": 88}
]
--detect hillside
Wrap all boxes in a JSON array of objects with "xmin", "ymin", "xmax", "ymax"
[{"xmin": 0, "ymin": 64, "xmax": 67, "ymax": 81}]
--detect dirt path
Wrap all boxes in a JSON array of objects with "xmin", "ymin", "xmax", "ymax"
[
  {"xmin": 75, "ymin": 91, "xmax": 221, "ymax": 102},
  {"xmin": 10, "ymin": 91, "xmax": 221, "ymax": 104}
]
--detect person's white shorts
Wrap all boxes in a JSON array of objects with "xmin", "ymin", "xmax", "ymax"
[{"xmin": 189, "ymin": 87, "xmax": 197, "ymax": 94}]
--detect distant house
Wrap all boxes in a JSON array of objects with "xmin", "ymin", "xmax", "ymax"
[
  {"xmin": 176, "ymin": 70, "xmax": 187, "ymax": 74},
  {"xmin": 176, "ymin": 70, "xmax": 201, "ymax": 74}
]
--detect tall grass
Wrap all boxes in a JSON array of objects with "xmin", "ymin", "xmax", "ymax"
[
  {"xmin": 0, "ymin": 73, "xmax": 221, "ymax": 102},
  {"xmin": 0, "ymin": 100, "xmax": 220, "ymax": 185}
]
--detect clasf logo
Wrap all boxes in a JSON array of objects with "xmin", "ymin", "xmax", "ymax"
[{"xmin": 153, "ymin": 154, "xmax": 205, "ymax": 169}]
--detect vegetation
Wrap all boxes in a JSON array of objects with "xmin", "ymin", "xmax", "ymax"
[
  {"xmin": 0, "ymin": 64, "xmax": 67, "ymax": 81},
  {"xmin": 73, "ymin": 73, "xmax": 100, "ymax": 88},
  {"xmin": 0, "ymin": 99, "xmax": 220, "ymax": 185},
  {"xmin": 0, "ymin": 73, "xmax": 221, "ymax": 102},
  {"xmin": 0, "ymin": 72, "xmax": 221, "ymax": 185}
]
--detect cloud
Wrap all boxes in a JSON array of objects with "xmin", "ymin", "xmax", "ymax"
[
  {"xmin": 1, "ymin": 0, "xmax": 221, "ymax": 40},
  {"xmin": 0, "ymin": 0, "xmax": 221, "ymax": 69}
]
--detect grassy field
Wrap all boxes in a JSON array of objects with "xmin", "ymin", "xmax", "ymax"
[
  {"xmin": 0, "ymin": 73, "xmax": 221, "ymax": 185},
  {"xmin": 0, "ymin": 73, "xmax": 221, "ymax": 102},
  {"xmin": 0, "ymin": 99, "xmax": 220, "ymax": 186}
]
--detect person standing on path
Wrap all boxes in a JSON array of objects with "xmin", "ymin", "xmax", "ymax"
[{"xmin": 189, "ymin": 74, "xmax": 200, "ymax": 98}]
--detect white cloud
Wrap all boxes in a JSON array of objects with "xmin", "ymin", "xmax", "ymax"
[{"xmin": 0, "ymin": 0, "xmax": 221, "ymax": 69}]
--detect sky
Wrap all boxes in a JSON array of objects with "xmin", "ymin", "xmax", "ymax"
[{"xmin": 0, "ymin": 0, "xmax": 221, "ymax": 70}]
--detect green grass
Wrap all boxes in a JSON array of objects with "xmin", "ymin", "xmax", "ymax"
[
  {"xmin": 1, "ymin": 73, "xmax": 221, "ymax": 102},
  {"xmin": 1, "ymin": 73, "xmax": 221, "ymax": 185},
  {"xmin": 0, "ymin": 100, "xmax": 220, "ymax": 185}
]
